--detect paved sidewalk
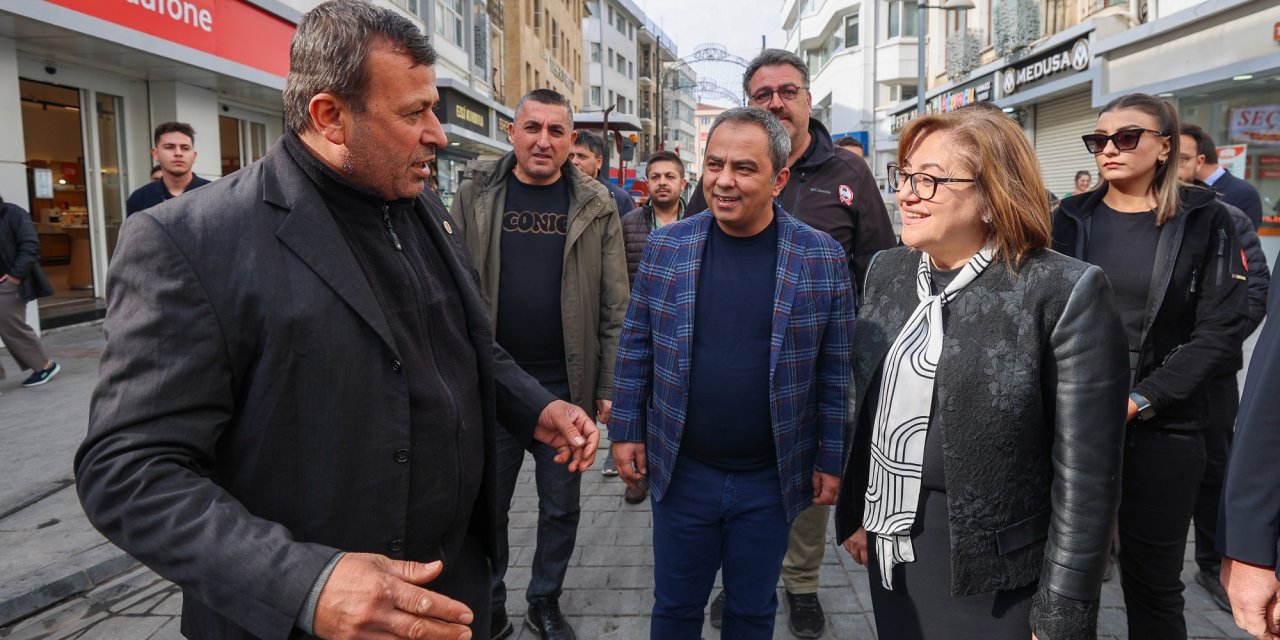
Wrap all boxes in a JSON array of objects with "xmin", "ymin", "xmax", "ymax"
[{"xmin": 0, "ymin": 323, "xmax": 1252, "ymax": 639}]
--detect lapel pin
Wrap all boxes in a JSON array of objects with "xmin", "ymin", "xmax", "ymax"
[{"xmin": 443, "ymin": 221, "xmax": 454, "ymax": 235}]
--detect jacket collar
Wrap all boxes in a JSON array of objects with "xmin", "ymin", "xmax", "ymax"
[
  {"xmin": 1057, "ymin": 182, "xmax": 1219, "ymax": 222},
  {"xmin": 794, "ymin": 119, "xmax": 836, "ymax": 170},
  {"xmin": 467, "ymin": 151, "xmax": 606, "ymax": 215}
]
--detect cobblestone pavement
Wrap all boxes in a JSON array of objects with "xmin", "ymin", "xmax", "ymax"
[{"xmin": 0, "ymin": 325, "xmax": 1252, "ymax": 639}]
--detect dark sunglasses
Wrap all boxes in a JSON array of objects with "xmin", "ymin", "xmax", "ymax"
[{"xmin": 1081, "ymin": 128, "xmax": 1168, "ymax": 155}]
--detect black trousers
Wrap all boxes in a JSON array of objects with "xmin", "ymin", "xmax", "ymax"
[
  {"xmin": 430, "ymin": 535, "xmax": 493, "ymax": 639},
  {"xmin": 1117, "ymin": 427, "xmax": 1205, "ymax": 640},
  {"xmin": 1194, "ymin": 374, "xmax": 1238, "ymax": 574}
]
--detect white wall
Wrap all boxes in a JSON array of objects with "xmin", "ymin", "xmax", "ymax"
[{"xmin": 0, "ymin": 38, "xmax": 39, "ymax": 332}]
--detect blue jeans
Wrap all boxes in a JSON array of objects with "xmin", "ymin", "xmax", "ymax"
[
  {"xmin": 651, "ymin": 456, "xmax": 791, "ymax": 639},
  {"xmin": 490, "ymin": 384, "xmax": 582, "ymax": 609}
]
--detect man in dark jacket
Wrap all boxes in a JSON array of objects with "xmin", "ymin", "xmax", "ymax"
[
  {"xmin": 570, "ymin": 129, "xmax": 635, "ymax": 217},
  {"xmin": 1184, "ymin": 124, "xmax": 1264, "ymax": 230},
  {"xmin": 74, "ymin": 3, "xmax": 598, "ymax": 639},
  {"xmin": 1178, "ymin": 129, "xmax": 1271, "ymax": 612},
  {"xmin": 690, "ymin": 49, "xmax": 897, "ymax": 638},
  {"xmin": 125, "ymin": 121, "xmax": 212, "ymax": 216},
  {"xmin": 0, "ymin": 197, "xmax": 59, "ymax": 388}
]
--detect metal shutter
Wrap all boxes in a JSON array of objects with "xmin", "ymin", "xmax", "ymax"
[{"xmin": 1033, "ymin": 91, "xmax": 1098, "ymax": 198}]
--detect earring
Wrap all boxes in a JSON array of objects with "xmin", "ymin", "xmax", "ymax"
[{"xmin": 982, "ymin": 214, "xmax": 991, "ymax": 224}]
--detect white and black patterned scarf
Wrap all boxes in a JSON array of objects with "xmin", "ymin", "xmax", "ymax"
[{"xmin": 863, "ymin": 245, "xmax": 995, "ymax": 589}]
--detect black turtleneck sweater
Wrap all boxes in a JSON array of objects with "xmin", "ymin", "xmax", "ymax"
[{"xmin": 283, "ymin": 134, "xmax": 484, "ymax": 563}]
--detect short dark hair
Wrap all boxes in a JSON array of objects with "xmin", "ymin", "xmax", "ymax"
[
  {"xmin": 283, "ymin": 0, "xmax": 437, "ymax": 135},
  {"xmin": 742, "ymin": 49, "xmax": 809, "ymax": 96},
  {"xmin": 645, "ymin": 150, "xmax": 684, "ymax": 177},
  {"xmin": 574, "ymin": 129, "xmax": 604, "ymax": 158},
  {"xmin": 153, "ymin": 122, "xmax": 196, "ymax": 146},
  {"xmin": 1180, "ymin": 123, "xmax": 1219, "ymax": 164},
  {"xmin": 836, "ymin": 137, "xmax": 863, "ymax": 152},
  {"xmin": 707, "ymin": 107, "xmax": 791, "ymax": 176},
  {"xmin": 515, "ymin": 88, "xmax": 574, "ymax": 124},
  {"xmin": 1074, "ymin": 170, "xmax": 1091, "ymax": 181}
]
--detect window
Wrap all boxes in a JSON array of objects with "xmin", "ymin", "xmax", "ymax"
[
  {"xmin": 617, "ymin": 95, "xmax": 626, "ymax": 112},
  {"xmin": 887, "ymin": 0, "xmax": 918, "ymax": 38},
  {"xmin": 608, "ymin": 89, "xmax": 614, "ymax": 105},
  {"xmin": 591, "ymin": 85, "xmax": 602, "ymax": 105},
  {"xmin": 948, "ymin": 8, "xmax": 968, "ymax": 34},
  {"xmin": 608, "ymin": 4, "xmax": 614, "ymax": 26},
  {"xmin": 607, "ymin": 47, "xmax": 614, "ymax": 69},
  {"xmin": 616, "ymin": 52, "xmax": 626, "ymax": 72},
  {"xmin": 628, "ymin": 60, "xmax": 634, "ymax": 79},
  {"xmin": 551, "ymin": 18, "xmax": 559, "ymax": 48},
  {"xmin": 844, "ymin": 13, "xmax": 860, "ymax": 48},
  {"xmin": 591, "ymin": 42, "xmax": 600, "ymax": 62},
  {"xmin": 435, "ymin": 0, "xmax": 464, "ymax": 45}
]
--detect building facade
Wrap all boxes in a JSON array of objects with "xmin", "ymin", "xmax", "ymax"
[{"xmin": 501, "ymin": 0, "xmax": 586, "ymax": 111}]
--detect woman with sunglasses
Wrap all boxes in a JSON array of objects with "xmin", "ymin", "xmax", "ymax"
[
  {"xmin": 835, "ymin": 107, "xmax": 1129, "ymax": 639},
  {"xmin": 1053, "ymin": 93, "xmax": 1248, "ymax": 639}
]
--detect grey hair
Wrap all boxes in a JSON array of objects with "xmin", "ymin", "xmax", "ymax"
[
  {"xmin": 514, "ymin": 88, "xmax": 574, "ymax": 124},
  {"xmin": 706, "ymin": 107, "xmax": 791, "ymax": 175},
  {"xmin": 742, "ymin": 48, "xmax": 810, "ymax": 96},
  {"xmin": 283, "ymin": 0, "xmax": 437, "ymax": 135}
]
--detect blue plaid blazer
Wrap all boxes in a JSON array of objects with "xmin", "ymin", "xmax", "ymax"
[{"xmin": 610, "ymin": 206, "xmax": 854, "ymax": 522}]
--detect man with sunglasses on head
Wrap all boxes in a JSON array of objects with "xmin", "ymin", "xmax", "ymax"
[{"xmin": 688, "ymin": 49, "xmax": 896, "ymax": 639}]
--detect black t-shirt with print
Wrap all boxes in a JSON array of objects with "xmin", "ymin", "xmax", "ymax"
[{"xmin": 496, "ymin": 173, "xmax": 571, "ymax": 388}]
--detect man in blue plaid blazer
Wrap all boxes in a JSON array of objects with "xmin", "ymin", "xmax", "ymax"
[{"xmin": 610, "ymin": 107, "xmax": 854, "ymax": 639}]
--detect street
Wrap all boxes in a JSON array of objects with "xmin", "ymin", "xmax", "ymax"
[{"xmin": 0, "ymin": 323, "xmax": 1251, "ymax": 639}]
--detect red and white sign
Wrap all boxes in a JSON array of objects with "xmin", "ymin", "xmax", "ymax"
[
  {"xmin": 1218, "ymin": 144, "xmax": 1249, "ymax": 178},
  {"xmin": 48, "ymin": 0, "xmax": 294, "ymax": 78},
  {"xmin": 1229, "ymin": 104, "xmax": 1280, "ymax": 147},
  {"xmin": 1260, "ymin": 168, "xmax": 1280, "ymax": 180},
  {"xmin": 1260, "ymin": 155, "xmax": 1280, "ymax": 166}
]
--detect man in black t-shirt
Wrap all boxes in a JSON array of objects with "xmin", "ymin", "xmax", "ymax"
[
  {"xmin": 125, "ymin": 122, "xmax": 211, "ymax": 216},
  {"xmin": 451, "ymin": 89, "xmax": 629, "ymax": 640}
]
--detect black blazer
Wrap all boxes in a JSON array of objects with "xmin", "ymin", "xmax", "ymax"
[
  {"xmin": 0, "ymin": 202, "xmax": 54, "ymax": 302},
  {"xmin": 836, "ymin": 248, "xmax": 1128, "ymax": 639},
  {"xmin": 1212, "ymin": 169, "xmax": 1264, "ymax": 231},
  {"xmin": 74, "ymin": 140, "xmax": 554, "ymax": 639}
]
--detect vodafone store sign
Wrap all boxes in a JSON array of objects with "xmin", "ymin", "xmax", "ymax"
[{"xmin": 48, "ymin": 0, "xmax": 294, "ymax": 78}]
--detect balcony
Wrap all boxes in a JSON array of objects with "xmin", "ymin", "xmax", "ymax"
[
  {"xmin": 994, "ymin": 0, "xmax": 1041, "ymax": 56},
  {"xmin": 639, "ymin": 66, "xmax": 654, "ymax": 88},
  {"xmin": 945, "ymin": 28, "xmax": 983, "ymax": 79}
]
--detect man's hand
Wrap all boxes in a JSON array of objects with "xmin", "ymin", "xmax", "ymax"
[
  {"xmin": 841, "ymin": 527, "xmax": 867, "ymax": 566},
  {"xmin": 1222, "ymin": 556, "xmax": 1280, "ymax": 640},
  {"xmin": 1125, "ymin": 398, "xmax": 1139, "ymax": 422},
  {"xmin": 595, "ymin": 399, "xmax": 612, "ymax": 425},
  {"xmin": 533, "ymin": 400, "xmax": 599, "ymax": 473},
  {"xmin": 612, "ymin": 441, "xmax": 647, "ymax": 489},
  {"xmin": 812, "ymin": 471, "xmax": 840, "ymax": 505},
  {"xmin": 0, "ymin": 274, "xmax": 17, "ymax": 284},
  {"xmin": 312, "ymin": 553, "xmax": 473, "ymax": 640}
]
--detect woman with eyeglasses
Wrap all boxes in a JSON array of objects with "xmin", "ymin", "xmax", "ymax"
[
  {"xmin": 1053, "ymin": 92, "xmax": 1248, "ymax": 639},
  {"xmin": 835, "ymin": 107, "xmax": 1129, "ymax": 639}
]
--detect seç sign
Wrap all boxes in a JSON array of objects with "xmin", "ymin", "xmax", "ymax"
[
  {"xmin": 46, "ymin": 0, "xmax": 294, "ymax": 78},
  {"xmin": 1229, "ymin": 104, "xmax": 1280, "ymax": 147},
  {"xmin": 998, "ymin": 38, "xmax": 1091, "ymax": 97}
]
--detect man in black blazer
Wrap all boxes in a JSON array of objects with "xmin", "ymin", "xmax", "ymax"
[
  {"xmin": 1220, "ymin": 270, "xmax": 1280, "ymax": 640},
  {"xmin": 73, "ymin": 2, "xmax": 598, "ymax": 639},
  {"xmin": 1185, "ymin": 124, "xmax": 1265, "ymax": 230}
]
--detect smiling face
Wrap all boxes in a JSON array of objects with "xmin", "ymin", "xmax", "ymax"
[
  {"xmin": 746, "ymin": 64, "xmax": 811, "ymax": 144},
  {"xmin": 645, "ymin": 159, "xmax": 685, "ymax": 207},
  {"xmin": 340, "ymin": 46, "xmax": 447, "ymax": 200},
  {"xmin": 510, "ymin": 100, "xmax": 575, "ymax": 185},
  {"xmin": 152, "ymin": 132, "xmax": 196, "ymax": 178},
  {"xmin": 702, "ymin": 121, "xmax": 789, "ymax": 237},
  {"xmin": 896, "ymin": 130, "xmax": 987, "ymax": 270},
  {"xmin": 1093, "ymin": 107, "xmax": 1170, "ymax": 193},
  {"xmin": 1075, "ymin": 173, "xmax": 1091, "ymax": 192}
]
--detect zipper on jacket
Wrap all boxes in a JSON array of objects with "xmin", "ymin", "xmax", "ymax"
[
  {"xmin": 1216, "ymin": 227, "xmax": 1227, "ymax": 287},
  {"xmin": 382, "ymin": 205, "xmax": 403, "ymax": 251},
  {"xmin": 1189, "ymin": 264, "xmax": 1198, "ymax": 295},
  {"xmin": 788, "ymin": 169, "xmax": 809, "ymax": 215}
]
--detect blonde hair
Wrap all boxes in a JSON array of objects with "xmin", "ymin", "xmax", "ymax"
[
  {"xmin": 897, "ymin": 108, "xmax": 1052, "ymax": 270},
  {"xmin": 1097, "ymin": 93, "xmax": 1182, "ymax": 226}
]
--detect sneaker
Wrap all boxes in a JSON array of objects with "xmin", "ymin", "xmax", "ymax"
[
  {"xmin": 709, "ymin": 589, "xmax": 725, "ymax": 628},
  {"xmin": 602, "ymin": 455, "xmax": 618, "ymax": 477},
  {"xmin": 491, "ymin": 609, "xmax": 514, "ymax": 640},
  {"xmin": 22, "ymin": 362, "xmax": 60, "ymax": 387},
  {"xmin": 525, "ymin": 597, "xmax": 575, "ymax": 640},
  {"xmin": 624, "ymin": 478, "xmax": 648, "ymax": 504},
  {"xmin": 785, "ymin": 590, "xmax": 826, "ymax": 638},
  {"xmin": 1196, "ymin": 569, "xmax": 1231, "ymax": 613}
]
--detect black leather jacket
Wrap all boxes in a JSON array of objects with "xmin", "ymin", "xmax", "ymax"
[{"xmin": 836, "ymin": 247, "xmax": 1128, "ymax": 640}]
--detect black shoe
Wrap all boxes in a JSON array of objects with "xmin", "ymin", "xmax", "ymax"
[
  {"xmin": 491, "ymin": 609, "xmax": 513, "ymax": 640},
  {"xmin": 785, "ymin": 590, "xmax": 826, "ymax": 638},
  {"xmin": 709, "ymin": 589, "xmax": 725, "ymax": 628},
  {"xmin": 525, "ymin": 597, "xmax": 576, "ymax": 640},
  {"xmin": 1196, "ymin": 569, "xmax": 1232, "ymax": 613},
  {"xmin": 22, "ymin": 361, "xmax": 60, "ymax": 387},
  {"xmin": 624, "ymin": 478, "xmax": 649, "ymax": 504}
]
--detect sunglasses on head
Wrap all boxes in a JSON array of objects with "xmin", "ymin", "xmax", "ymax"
[{"xmin": 1081, "ymin": 128, "xmax": 1168, "ymax": 155}]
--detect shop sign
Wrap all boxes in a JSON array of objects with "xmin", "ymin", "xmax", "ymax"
[
  {"xmin": 438, "ymin": 89, "xmax": 490, "ymax": 137},
  {"xmin": 890, "ymin": 75, "xmax": 995, "ymax": 135},
  {"xmin": 47, "ymin": 0, "xmax": 294, "ymax": 78},
  {"xmin": 496, "ymin": 113, "xmax": 513, "ymax": 139},
  {"xmin": 1218, "ymin": 145, "xmax": 1249, "ymax": 177},
  {"xmin": 540, "ymin": 50, "xmax": 577, "ymax": 92},
  {"xmin": 1260, "ymin": 168, "xmax": 1280, "ymax": 180},
  {"xmin": 1259, "ymin": 155, "xmax": 1280, "ymax": 166},
  {"xmin": 1229, "ymin": 104, "xmax": 1280, "ymax": 146},
  {"xmin": 999, "ymin": 38, "xmax": 1091, "ymax": 97}
]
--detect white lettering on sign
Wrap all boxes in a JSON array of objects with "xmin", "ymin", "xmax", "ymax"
[
  {"xmin": 1001, "ymin": 38, "xmax": 1089, "ymax": 95},
  {"xmin": 126, "ymin": 0, "xmax": 214, "ymax": 33}
]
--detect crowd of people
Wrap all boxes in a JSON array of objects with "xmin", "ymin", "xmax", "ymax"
[{"xmin": 59, "ymin": 1, "xmax": 1280, "ymax": 639}]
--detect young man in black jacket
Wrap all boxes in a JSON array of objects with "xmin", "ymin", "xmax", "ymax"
[{"xmin": 690, "ymin": 49, "xmax": 897, "ymax": 638}]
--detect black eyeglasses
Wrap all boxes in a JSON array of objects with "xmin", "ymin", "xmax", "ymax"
[
  {"xmin": 887, "ymin": 164, "xmax": 976, "ymax": 201},
  {"xmin": 1081, "ymin": 128, "xmax": 1168, "ymax": 155},
  {"xmin": 750, "ymin": 85, "xmax": 806, "ymax": 105}
]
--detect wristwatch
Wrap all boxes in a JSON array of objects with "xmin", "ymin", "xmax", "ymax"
[{"xmin": 1129, "ymin": 392, "xmax": 1156, "ymax": 421}]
